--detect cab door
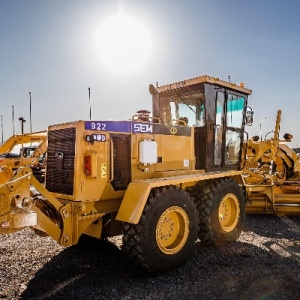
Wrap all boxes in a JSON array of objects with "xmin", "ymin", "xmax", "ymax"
[
  {"xmin": 223, "ymin": 93, "xmax": 245, "ymax": 168},
  {"xmin": 214, "ymin": 91, "xmax": 225, "ymax": 166},
  {"xmin": 213, "ymin": 91, "xmax": 245, "ymax": 170}
]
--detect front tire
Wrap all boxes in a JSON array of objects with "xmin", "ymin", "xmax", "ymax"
[
  {"xmin": 195, "ymin": 178, "xmax": 245, "ymax": 246},
  {"xmin": 122, "ymin": 186, "xmax": 198, "ymax": 272}
]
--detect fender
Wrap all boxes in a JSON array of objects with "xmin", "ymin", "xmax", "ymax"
[{"xmin": 116, "ymin": 171, "xmax": 243, "ymax": 224}]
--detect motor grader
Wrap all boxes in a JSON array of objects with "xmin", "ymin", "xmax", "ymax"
[
  {"xmin": 0, "ymin": 75, "xmax": 253, "ymax": 272},
  {"xmin": 242, "ymin": 109, "xmax": 300, "ymax": 215}
]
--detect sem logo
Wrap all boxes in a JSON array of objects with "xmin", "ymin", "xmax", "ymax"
[
  {"xmin": 133, "ymin": 123, "xmax": 153, "ymax": 133},
  {"xmin": 170, "ymin": 127, "xmax": 177, "ymax": 134}
]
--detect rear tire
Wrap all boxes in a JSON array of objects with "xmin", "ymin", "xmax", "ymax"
[
  {"xmin": 122, "ymin": 186, "xmax": 198, "ymax": 272},
  {"xmin": 195, "ymin": 178, "xmax": 245, "ymax": 246}
]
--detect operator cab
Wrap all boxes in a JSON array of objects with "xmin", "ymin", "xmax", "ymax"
[
  {"xmin": 20, "ymin": 146, "xmax": 37, "ymax": 157},
  {"xmin": 150, "ymin": 75, "xmax": 252, "ymax": 172}
]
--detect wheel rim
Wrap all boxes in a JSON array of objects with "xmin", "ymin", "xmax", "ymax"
[
  {"xmin": 218, "ymin": 193, "xmax": 240, "ymax": 232},
  {"xmin": 156, "ymin": 206, "xmax": 189, "ymax": 255}
]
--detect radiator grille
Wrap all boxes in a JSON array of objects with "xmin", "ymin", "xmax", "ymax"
[
  {"xmin": 111, "ymin": 135, "xmax": 131, "ymax": 191},
  {"xmin": 45, "ymin": 127, "xmax": 76, "ymax": 195}
]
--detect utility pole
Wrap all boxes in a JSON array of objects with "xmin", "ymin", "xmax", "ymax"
[
  {"xmin": 88, "ymin": 87, "xmax": 91, "ymax": 120},
  {"xmin": 12, "ymin": 105, "xmax": 15, "ymax": 135},
  {"xmin": 19, "ymin": 117, "xmax": 26, "ymax": 134},
  {"xmin": 260, "ymin": 117, "xmax": 267, "ymax": 141},
  {"xmin": 29, "ymin": 92, "xmax": 32, "ymax": 133},
  {"xmin": 1, "ymin": 115, "xmax": 3, "ymax": 143}
]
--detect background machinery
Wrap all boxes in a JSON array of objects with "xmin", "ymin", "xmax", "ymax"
[
  {"xmin": 0, "ymin": 131, "xmax": 47, "ymax": 155},
  {"xmin": 0, "ymin": 131, "xmax": 47, "ymax": 183},
  {"xmin": 0, "ymin": 75, "xmax": 253, "ymax": 272},
  {"xmin": 242, "ymin": 110, "xmax": 300, "ymax": 215}
]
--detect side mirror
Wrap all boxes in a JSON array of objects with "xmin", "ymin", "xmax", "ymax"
[{"xmin": 245, "ymin": 106, "xmax": 254, "ymax": 126}]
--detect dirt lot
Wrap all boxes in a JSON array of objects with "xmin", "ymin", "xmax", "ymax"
[{"xmin": 0, "ymin": 214, "xmax": 299, "ymax": 300}]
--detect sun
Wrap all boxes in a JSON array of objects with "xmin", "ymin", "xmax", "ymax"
[{"xmin": 97, "ymin": 12, "xmax": 152, "ymax": 73}]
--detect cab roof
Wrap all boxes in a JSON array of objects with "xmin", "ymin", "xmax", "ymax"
[{"xmin": 156, "ymin": 75, "xmax": 252, "ymax": 96}]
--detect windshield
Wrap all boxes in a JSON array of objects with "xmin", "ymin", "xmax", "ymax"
[{"xmin": 160, "ymin": 92, "xmax": 205, "ymax": 126}]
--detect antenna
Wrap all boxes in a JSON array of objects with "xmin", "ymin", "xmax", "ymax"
[{"xmin": 88, "ymin": 87, "xmax": 91, "ymax": 120}]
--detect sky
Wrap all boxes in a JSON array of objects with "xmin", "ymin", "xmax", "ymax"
[{"xmin": 1, "ymin": 0, "xmax": 300, "ymax": 147}]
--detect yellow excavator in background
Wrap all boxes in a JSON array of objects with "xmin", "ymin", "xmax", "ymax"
[
  {"xmin": 0, "ymin": 131, "xmax": 47, "ymax": 183},
  {"xmin": 0, "ymin": 131, "xmax": 47, "ymax": 155}
]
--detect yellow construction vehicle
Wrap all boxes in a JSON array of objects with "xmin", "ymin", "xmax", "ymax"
[
  {"xmin": 0, "ymin": 132, "xmax": 47, "ymax": 183},
  {"xmin": 0, "ymin": 131, "xmax": 47, "ymax": 154},
  {"xmin": 242, "ymin": 110, "xmax": 300, "ymax": 215},
  {"xmin": 0, "ymin": 75, "xmax": 253, "ymax": 272}
]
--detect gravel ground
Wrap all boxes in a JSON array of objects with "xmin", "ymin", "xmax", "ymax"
[{"xmin": 0, "ymin": 214, "xmax": 300, "ymax": 300}]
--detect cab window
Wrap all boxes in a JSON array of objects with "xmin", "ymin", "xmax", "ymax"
[
  {"xmin": 163, "ymin": 92, "xmax": 205, "ymax": 126},
  {"xmin": 214, "ymin": 92, "xmax": 225, "ymax": 165},
  {"xmin": 226, "ymin": 94, "xmax": 245, "ymax": 128}
]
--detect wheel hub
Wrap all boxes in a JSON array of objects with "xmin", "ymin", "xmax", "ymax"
[
  {"xmin": 218, "ymin": 193, "xmax": 240, "ymax": 232},
  {"xmin": 156, "ymin": 206, "xmax": 189, "ymax": 255}
]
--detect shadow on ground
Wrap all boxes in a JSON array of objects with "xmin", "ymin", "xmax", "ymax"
[{"xmin": 21, "ymin": 215, "xmax": 300, "ymax": 300}]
